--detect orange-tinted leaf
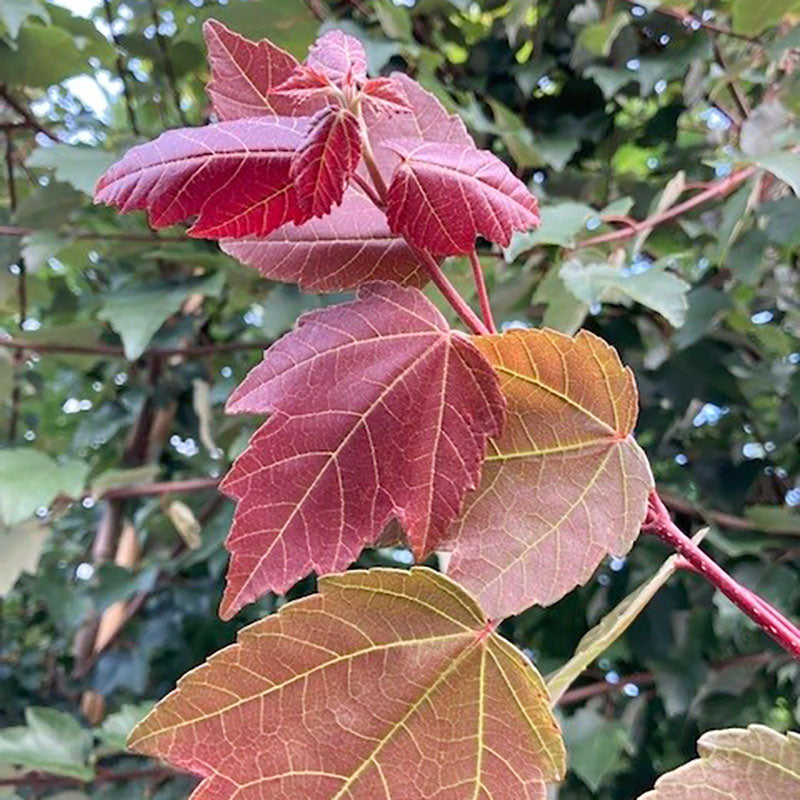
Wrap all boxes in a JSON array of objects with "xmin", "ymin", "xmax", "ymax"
[
  {"xmin": 639, "ymin": 725, "xmax": 800, "ymax": 799},
  {"xmin": 385, "ymin": 140, "xmax": 540, "ymax": 255},
  {"xmin": 218, "ymin": 283, "xmax": 506, "ymax": 618},
  {"xmin": 203, "ymin": 20, "xmax": 315, "ymax": 119},
  {"xmin": 307, "ymin": 29, "xmax": 367, "ymax": 83},
  {"xmin": 291, "ymin": 106, "xmax": 361, "ymax": 218},
  {"xmin": 129, "ymin": 567, "xmax": 566, "ymax": 800},
  {"xmin": 446, "ymin": 329, "xmax": 653, "ymax": 619},
  {"xmin": 220, "ymin": 187, "xmax": 426, "ymax": 292},
  {"xmin": 94, "ymin": 117, "xmax": 310, "ymax": 238}
]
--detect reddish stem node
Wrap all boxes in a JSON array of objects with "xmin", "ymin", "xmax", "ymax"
[{"xmin": 644, "ymin": 490, "xmax": 800, "ymax": 659}]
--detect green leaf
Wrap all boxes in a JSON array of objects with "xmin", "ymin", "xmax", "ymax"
[
  {"xmin": 561, "ymin": 707, "xmax": 630, "ymax": 791},
  {"xmin": 546, "ymin": 540, "xmax": 705, "ymax": 703},
  {"xmin": 0, "ymin": 521, "xmax": 50, "ymax": 597},
  {"xmin": 0, "ymin": 0, "xmax": 49, "ymax": 39},
  {"xmin": 577, "ymin": 12, "xmax": 629, "ymax": 57},
  {"xmin": 533, "ymin": 265, "xmax": 589, "ymax": 334},
  {"xmin": 585, "ymin": 65, "xmax": 634, "ymax": 98},
  {"xmin": 12, "ymin": 182, "xmax": 84, "ymax": 230},
  {"xmin": 97, "ymin": 272, "xmax": 225, "ymax": 360},
  {"xmin": 487, "ymin": 99, "xmax": 540, "ymax": 168},
  {"xmin": 744, "ymin": 505, "xmax": 800, "ymax": 535},
  {"xmin": 26, "ymin": 146, "xmax": 118, "ymax": 196},
  {"xmin": 732, "ymin": 0, "xmax": 800, "ymax": 35},
  {"xmin": 374, "ymin": 0, "xmax": 412, "ymax": 40},
  {"xmin": 97, "ymin": 704, "xmax": 154, "ymax": 753},
  {"xmin": 560, "ymin": 259, "xmax": 690, "ymax": 327},
  {"xmin": 0, "ymin": 450, "xmax": 88, "ymax": 525},
  {"xmin": 504, "ymin": 201, "xmax": 595, "ymax": 260},
  {"xmin": 0, "ymin": 25, "xmax": 88, "ymax": 86},
  {"xmin": 753, "ymin": 151, "xmax": 800, "ymax": 197},
  {"xmin": 0, "ymin": 708, "xmax": 93, "ymax": 780}
]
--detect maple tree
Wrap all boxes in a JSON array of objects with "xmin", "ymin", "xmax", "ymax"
[{"xmin": 9, "ymin": 13, "xmax": 786, "ymax": 800}]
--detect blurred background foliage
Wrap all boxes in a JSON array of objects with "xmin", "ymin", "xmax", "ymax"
[{"xmin": 0, "ymin": 0, "xmax": 799, "ymax": 797}]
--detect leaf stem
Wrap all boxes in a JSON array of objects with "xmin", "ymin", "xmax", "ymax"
[
  {"xmin": 416, "ymin": 249, "xmax": 490, "ymax": 335},
  {"xmin": 644, "ymin": 490, "xmax": 800, "ymax": 659},
  {"xmin": 468, "ymin": 250, "xmax": 497, "ymax": 333}
]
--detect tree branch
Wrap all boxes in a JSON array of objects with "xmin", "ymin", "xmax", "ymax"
[
  {"xmin": 0, "ymin": 225, "xmax": 185, "ymax": 241},
  {"xmin": 644, "ymin": 491, "xmax": 800, "ymax": 659},
  {"xmin": 0, "ymin": 85, "xmax": 61, "ymax": 142},
  {"xmin": 576, "ymin": 165, "xmax": 757, "ymax": 250}
]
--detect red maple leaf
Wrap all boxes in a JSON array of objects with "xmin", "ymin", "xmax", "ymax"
[
  {"xmin": 220, "ymin": 187, "xmax": 426, "ymax": 292},
  {"xmin": 202, "ymin": 19, "xmax": 318, "ymax": 119},
  {"xmin": 218, "ymin": 282, "xmax": 505, "ymax": 618},
  {"xmin": 291, "ymin": 106, "xmax": 361, "ymax": 217},
  {"xmin": 94, "ymin": 117, "xmax": 312, "ymax": 238},
  {"xmin": 307, "ymin": 29, "xmax": 367, "ymax": 83},
  {"xmin": 384, "ymin": 139, "xmax": 540, "ymax": 254},
  {"xmin": 360, "ymin": 77, "xmax": 413, "ymax": 115}
]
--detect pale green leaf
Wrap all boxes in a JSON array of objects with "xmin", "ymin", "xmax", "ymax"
[
  {"xmin": 732, "ymin": 0, "xmax": 800, "ymax": 35},
  {"xmin": 562, "ymin": 707, "xmax": 630, "ymax": 791},
  {"xmin": 754, "ymin": 151, "xmax": 800, "ymax": 197},
  {"xmin": 0, "ymin": 25, "xmax": 88, "ymax": 86},
  {"xmin": 577, "ymin": 12, "xmax": 629, "ymax": 57},
  {"xmin": 560, "ymin": 260, "xmax": 690, "ymax": 327},
  {"xmin": 0, "ymin": 708, "xmax": 93, "ymax": 781},
  {"xmin": 546, "ymin": 538, "xmax": 706, "ymax": 704},
  {"xmin": 98, "ymin": 272, "xmax": 225, "ymax": 360},
  {"xmin": 374, "ymin": 0, "xmax": 412, "ymax": 40},
  {"xmin": 0, "ymin": 450, "xmax": 88, "ymax": 525},
  {"xmin": 26, "ymin": 145, "xmax": 117, "ymax": 196},
  {"xmin": 0, "ymin": 0, "xmax": 49, "ymax": 39},
  {"xmin": 533, "ymin": 265, "xmax": 589, "ymax": 334},
  {"xmin": 0, "ymin": 521, "xmax": 50, "ymax": 596},
  {"xmin": 505, "ymin": 201, "xmax": 595, "ymax": 260},
  {"xmin": 745, "ymin": 505, "xmax": 800, "ymax": 535},
  {"xmin": 96, "ymin": 703, "xmax": 154, "ymax": 753}
]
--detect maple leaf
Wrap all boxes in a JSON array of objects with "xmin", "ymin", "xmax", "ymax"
[
  {"xmin": 638, "ymin": 725, "xmax": 800, "ymax": 799},
  {"xmin": 384, "ymin": 140, "xmax": 540, "ymax": 255},
  {"xmin": 202, "ymin": 19, "xmax": 317, "ymax": 119},
  {"xmin": 268, "ymin": 64, "xmax": 337, "ymax": 106},
  {"xmin": 129, "ymin": 567, "xmax": 566, "ymax": 800},
  {"xmin": 94, "ymin": 117, "xmax": 311, "ymax": 238},
  {"xmin": 291, "ymin": 106, "xmax": 361, "ymax": 218},
  {"xmin": 307, "ymin": 29, "xmax": 367, "ymax": 83},
  {"xmin": 445, "ymin": 328, "xmax": 653, "ymax": 620},
  {"xmin": 218, "ymin": 282, "xmax": 505, "ymax": 619},
  {"xmin": 360, "ymin": 77, "xmax": 414, "ymax": 115},
  {"xmin": 220, "ymin": 187, "xmax": 426, "ymax": 292}
]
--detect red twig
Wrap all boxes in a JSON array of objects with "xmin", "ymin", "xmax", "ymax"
[
  {"xmin": 468, "ymin": 250, "xmax": 497, "ymax": 333},
  {"xmin": 98, "ymin": 477, "xmax": 221, "ymax": 500},
  {"xmin": 644, "ymin": 491, "xmax": 800, "ymax": 659},
  {"xmin": 577, "ymin": 166, "xmax": 757, "ymax": 249}
]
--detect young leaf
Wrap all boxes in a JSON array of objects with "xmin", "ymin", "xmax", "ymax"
[
  {"xmin": 546, "ymin": 532, "xmax": 708, "ymax": 705},
  {"xmin": 203, "ymin": 19, "xmax": 313, "ymax": 119},
  {"xmin": 94, "ymin": 117, "xmax": 311, "ymax": 238},
  {"xmin": 129, "ymin": 567, "xmax": 566, "ymax": 799},
  {"xmin": 306, "ymin": 29, "xmax": 367, "ymax": 83},
  {"xmin": 219, "ymin": 282, "xmax": 505, "ymax": 618},
  {"xmin": 291, "ymin": 106, "xmax": 361, "ymax": 217},
  {"xmin": 385, "ymin": 140, "xmax": 540, "ymax": 255},
  {"xmin": 269, "ymin": 64, "xmax": 336, "ymax": 106},
  {"xmin": 639, "ymin": 725, "xmax": 800, "ymax": 799},
  {"xmin": 361, "ymin": 77, "xmax": 413, "ymax": 114},
  {"xmin": 0, "ymin": 521, "xmax": 50, "ymax": 597},
  {"xmin": 220, "ymin": 187, "xmax": 426, "ymax": 292},
  {"xmin": 446, "ymin": 329, "xmax": 653, "ymax": 619}
]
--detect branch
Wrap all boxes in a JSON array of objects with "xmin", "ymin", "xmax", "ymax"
[
  {"xmin": 147, "ymin": 0, "xmax": 188, "ymax": 125},
  {"xmin": 644, "ymin": 491, "xmax": 800, "ymax": 659},
  {"xmin": 0, "ymin": 85, "xmax": 61, "ymax": 142},
  {"xmin": 577, "ymin": 165, "xmax": 757, "ymax": 250},
  {"xmin": 469, "ymin": 250, "xmax": 497, "ymax": 333},
  {"xmin": 98, "ymin": 476, "xmax": 220, "ymax": 500},
  {"xmin": 619, "ymin": 0, "xmax": 760, "ymax": 44},
  {"xmin": 0, "ymin": 336, "xmax": 273, "ymax": 358},
  {"xmin": 102, "ymin": 0, "xmax": 140, "ymax": 135}
]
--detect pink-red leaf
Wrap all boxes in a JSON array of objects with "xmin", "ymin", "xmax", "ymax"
[
  {"xmin": 94, "ymin": 117, "xmax": 311, "ymax": 238},
  {"xmin": 445, "ymin": 329, "xmax": 653, "ymax": 620},
  {"xmin": 361, "ymin": 77, "xmax": 413, "ymax": 115},
  {"xmin": 385, "ymin": 140, "xmax": 540, "ymax": 255},
  {"xmin": 202, "ymin": 19, "xmax": 315, "ymax": 119},
  {"xmin": 220, "ymin": 187, "xmax": 426, "ymax": 292},
  {"xmin": 129, "ymin": 567, "xmax": 566, "ymax": 800},
  {"xmin": 307, "ymin": 29, "xmax": 367, "ymax": 83},
  {"xmin": 218, "ymin": 282, "xmax": 505, "ymax": 619},
  {"xmin": 291, "ymin": 106, "xmax": 361, "ymax": 218},
  {"xmin": 268, "ymin": 64, "xmax": 337, "ymax": 106}
]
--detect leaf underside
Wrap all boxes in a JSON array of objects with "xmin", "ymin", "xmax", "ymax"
[
  {"xmin": 638, "ymin": 725, "xmax": 800, "ymax": 799},
  {"xmin": 219, "ymin": 187, "xmax": 426, "ymax": 292},
  {"xmin": 129, "ymin": 567, "xmax": 566, "ymax": 800},
  {"xmin": 446, "ymin": 328, "xmax": 653, "ymax": 620},
  {"xmin": 218, "ymin": 282, "xmax": 505, "ymax": 619}
]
